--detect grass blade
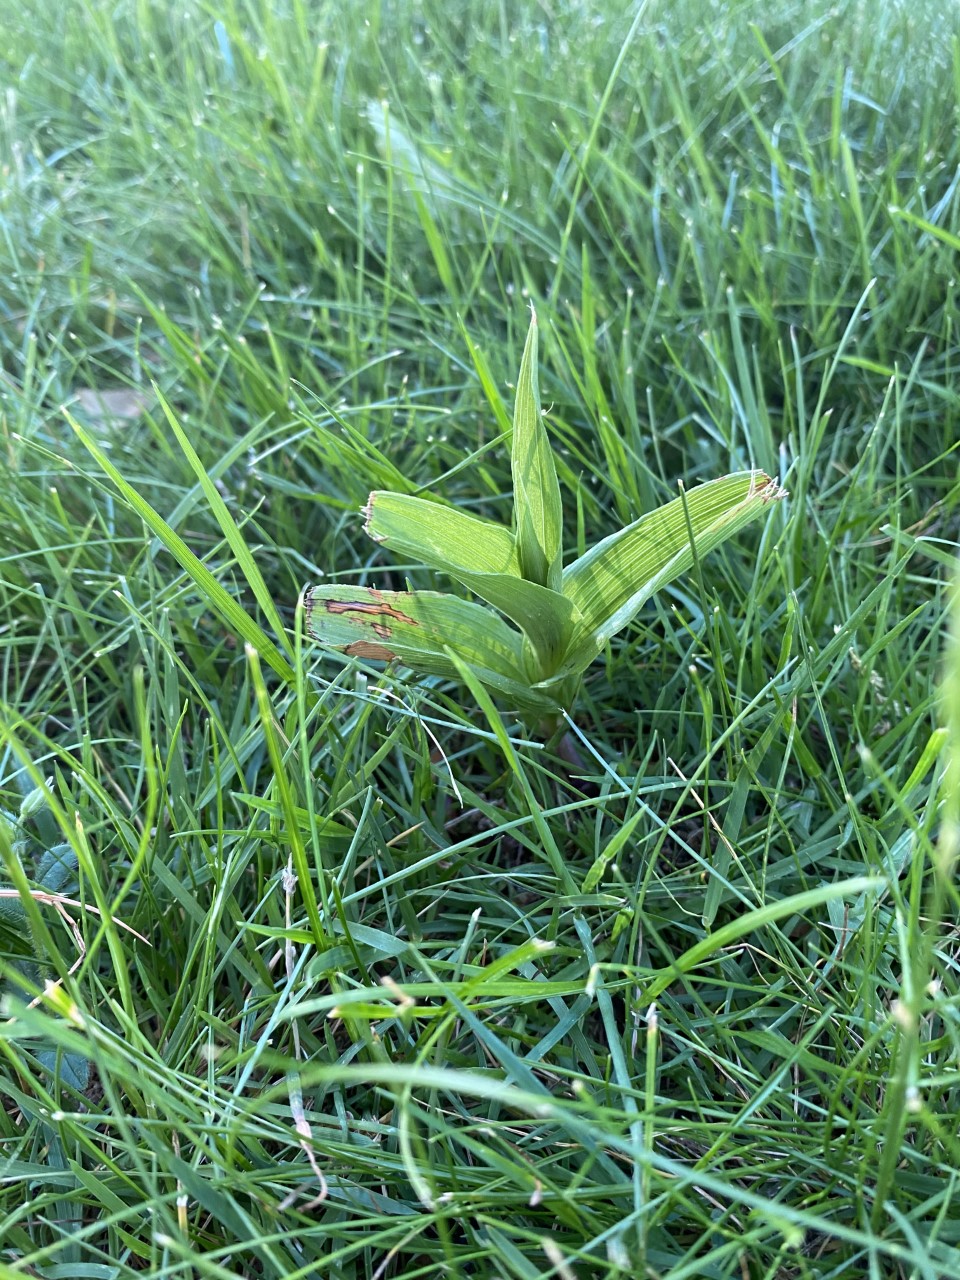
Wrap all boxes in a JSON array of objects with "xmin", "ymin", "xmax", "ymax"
[
  {"xmin": 66, "ymin": 411, "xmax": 295, "ymax": 684},
  {"xmin": 643, "ymin": 876, "xmax": 883, "ymax": 1002},
  {"xmin": 153, "ymin": 388, "xmax": 290, "ymax": 650}
]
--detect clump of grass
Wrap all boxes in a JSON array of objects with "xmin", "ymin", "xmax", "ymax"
[{"xmin": 0, "ymin": 1, "xmax": 959, "ymax": 1277}]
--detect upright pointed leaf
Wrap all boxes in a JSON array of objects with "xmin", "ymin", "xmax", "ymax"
[
  {"xmin": 364, "ymin": 490, "xmax": 580, "ymax": 676},
  {"xmin": 560, "ymin": 471, "xmax": 785, "ymax": 674},
  {"xmin": 305, "ymin": 585, "xmax": 557, "ymax": 711},
  {"xmin": 511, "ymin": 311, "xmax": 563, "ymax": 591}
]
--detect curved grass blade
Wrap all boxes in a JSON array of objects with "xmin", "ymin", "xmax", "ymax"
[
  {"xmin": 642, "ymin": 876, "xmax": 881, "ymax": 1002},
  {"xmin": 66, "ymin": 411, "xmax": 295, "ymax": 684}
]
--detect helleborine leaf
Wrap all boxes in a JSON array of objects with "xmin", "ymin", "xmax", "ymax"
[
  {"xmin": 559, "ymin": 471, "xmax": 786, "ymax": 675},
  {"xmin": 511, "ymin": 311, "xmax": 563, "ymax": 592},
  {"xmin": 365, "ymin": 490, "xmax": 520, "ymax": 575},
  {"xmin": 304, "ymin": 585, "xmax": 560, "ymax": 711},
  {"xmin": 364, "ymin": 490, "xmax": 580, "ymax": 676}
]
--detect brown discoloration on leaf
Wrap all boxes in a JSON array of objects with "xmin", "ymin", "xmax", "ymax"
[
  {"xmin": 324, "ymin": 597, "xmax": 418, "ymax": 627},
  {"xmin": 362, "ymin": 493, "xmax": 386, "ymax": 543},
  {"xmin": 753, "ymin": 472, "xmax": 788, "ymax": 504},
  {"xmin": 344, "ymin": 640, "xmax": 396, "ymax": 661}
]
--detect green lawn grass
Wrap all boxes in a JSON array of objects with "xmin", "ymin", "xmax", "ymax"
[{"xmin": 1, "ymin": 0, "xmax": 960, "ymax": 1276}]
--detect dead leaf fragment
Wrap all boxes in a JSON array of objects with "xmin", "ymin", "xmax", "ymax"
[{"xmin": 72, "ymin": 387, "xmax": 152, "ymax": 427}]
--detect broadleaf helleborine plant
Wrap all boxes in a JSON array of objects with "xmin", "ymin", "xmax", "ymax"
[{"xmin": 305, "ymin": 310, "xmax": 786, "ymax": 717}]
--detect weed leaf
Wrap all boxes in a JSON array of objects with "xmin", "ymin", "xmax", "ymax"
[
  {"xmin": 511, "ymin": 311, "xmax": 563, "ymax": 591},
  {"xmin": 560, "ymin": 470, "xmax": 785, "ymax": 673},
  {"xmin": 364, "ymin": 490, "xmax": 578, "ymax": 674},
  {"xmin": 305, "ymin": 585, "xmax": 558, "ymax": 710}
]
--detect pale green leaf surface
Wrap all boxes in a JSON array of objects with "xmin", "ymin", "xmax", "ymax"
[
  {"xmin": 560, "ymin": 471, "xmax": 785, "ymax": 674},
  {"xmin": 511, "ymin": 312, "xmax": 563, "ymax": 591},
  {"xmin": 364, "ymin": 490, "xmax": 580, "ymax": 675},
  {"xmin": 365, "ymin": 490, "xmax": 520, "ymax": 575},
  {"xmin": 305, "ymin": 585, "xmax": 556, "ymax": 709}
]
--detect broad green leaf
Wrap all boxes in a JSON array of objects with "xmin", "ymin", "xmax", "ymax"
[
  {"xmin": 560, "ymin": 471, "xmax": 785, "ymax": 675},
  {"xmin": 364, "ymin": 490, "xmax": 580, "ymax": 676},
  {"xmin": 365, "ymin": 490, "xmax": 520, "ymax": 575},
  {"xmin": 305, "ymin": 585, "xmax": 558, "ymax": 711},
  {"xmin": 511, "ymin": 311, "xmax": 563, "ymax": 591}
]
